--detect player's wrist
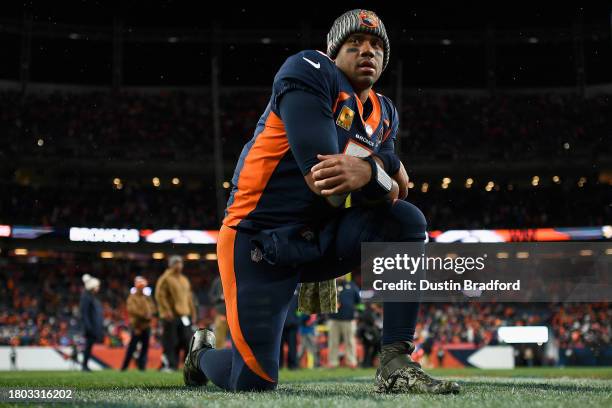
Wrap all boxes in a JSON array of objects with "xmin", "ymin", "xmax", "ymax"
[
  {"xmin": 360, "ymin": 155, "xmax": 393, "ymax": 198},
  {"xmin": 374, "ymin": 152, "xmax": 401, "ymax": 176}
]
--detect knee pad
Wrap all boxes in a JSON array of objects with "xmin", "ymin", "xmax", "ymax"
[{"xmin": 387, "ymin": 200, "xmax": 427, "ymax": 241}]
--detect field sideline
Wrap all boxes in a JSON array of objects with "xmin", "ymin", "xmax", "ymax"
[{"xmin": 1, "ymin": 367, "xmax": 611, "ymax": 407}]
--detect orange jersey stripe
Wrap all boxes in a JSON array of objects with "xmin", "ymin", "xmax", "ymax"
[
  {"xmin": 216, "ymin": 225, "xmax": 275, "ymax": 383},
  {"xmin": 365, "ymin": 89, "xmax": 382, "ymax": 131},
  {"xmin": 332, "ymin": 91, "xmax": 352, "ymax": 113},
  {"xmin": 353, "ymin": 89, "xmax": 381, "ymax": 132},
  {"xmin": 224, "ymin": 111, "xmax": 289, "ymax": 227},
  {"xmin": 382, "ymin": 128, "xmax": 392, "ymax": 142}
]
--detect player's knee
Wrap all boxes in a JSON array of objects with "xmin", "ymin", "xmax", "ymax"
[
  {"xmin": 389, "ymin": 200, "xmax": 427, "ymax": 240},
  {"xmin": 232, "ymin": 367, "xmax": 278, "ymax": 392}
]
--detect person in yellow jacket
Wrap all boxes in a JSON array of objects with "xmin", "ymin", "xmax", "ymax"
[
  {"xmin": 155, "ymin": 255, "xmax": 196, "ymax": 370},
  {"xmin": 121, "ymin": 276, "xmax": 156, "ymax": 371}
]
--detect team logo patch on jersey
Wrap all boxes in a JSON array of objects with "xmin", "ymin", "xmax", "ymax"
[
  {"xmin": 336, "ymin": 106, "xmax": 355, "ymax": 131},
  {"xmin": 359, "ymin": 10, "xmax": 379, "ymax": 28}
]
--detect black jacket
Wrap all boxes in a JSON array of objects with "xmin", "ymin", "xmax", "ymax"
[{"xmin": 80, "ymin": 290, "xmax": 104, "ymax": 341}]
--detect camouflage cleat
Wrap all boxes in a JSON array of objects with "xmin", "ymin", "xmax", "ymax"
[
  {"xmin": 375, "ymin": 341, "xmax": 460, "ymax": 394},
  {"xmin": 183, "ymin": 328, "xmax": 216, "ymax": 387}
]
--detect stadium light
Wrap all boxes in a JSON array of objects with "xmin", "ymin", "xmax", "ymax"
[
  {"xmin": 0, "ymin": 225, "xmax": 10, "ymax": 237},
  {"xmin": 485, "ymin": 181, "xmax": 494, "ymax": 192},
  {"xmin": 579, "ymin": 249, "xmax": 593, "ymax": 257},
  {"xmin": 113, "ymin": 178, "xmax": 121, "ymax": 185},
  {"xmin": 205, "ymin": 253, "xmax": 217, "ymax": 261},
  {"xmin": 498, "ymin": 326, "xmax": 548, "ymax": 343},
  {"xmin": 14, "ymin": 248, "xmax": 28, "ymax": 256},
  {"xmin": 408, "ymin": 181, "xmax": 414, "ymax": 189},
  {"xmin": 516, "ymin": 252, "xmax": 529, "ymax": 259},
  {"xmin": 552, "ymin": 175, "xmax": 560, "ymax": 184},
  {"xmin": 563, "ymin": 142, "xmax": 570, "ymax": 150},
  {"xmin": 37, "ymin": 139, "xmax": 44, "ymax": 147},
  {"xmin": 531, "ymin": 176, "xmax": 539, "ymax": 186},
  {"xmin": 222, "ymin": 181, "xmax": 230, "ymax": 189},
  {"xmin": 441, "ymin": 177, "xmax": 450, "ymax": 189},
  {"xmin": 186, "ymin": 253, "xmax": 201, "ymax": 260},
  {"xmin": 578, "ymin": 177, "xmax": 586, "ymax": 187},
  {"xmin": 496, "ymin": 252, "xmax": 509, "ymax": 259},
  {"xmin": 172, "ymin": 177, "xmax": 180, "ymax": 185},
  {"xmin": 100, "ymin": 251, "xmax": 114, "ymax": 259},
  {"xmin": 421, "ymin": 182, "xmax": 429, "ymax": 193},
  {"xmin": 153, "ymin": 177, "xmax": 161, "ymax": 187},
  {"xmin": 152, "ymin": 252, "xmax": 165, "ymax": 260}
]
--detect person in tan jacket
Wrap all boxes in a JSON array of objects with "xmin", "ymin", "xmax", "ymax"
[
  {"xmin": 155, "ymin": 255, "xmax": 196, "ymax": 370},
  {"xmin": 121, "ymin": 276, "xmax": 156, "ymax": 371}
]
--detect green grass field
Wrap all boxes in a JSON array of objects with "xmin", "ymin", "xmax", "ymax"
[{"xmin": 1, "ymin": 367, "xmax": 611, "ymax": 407}]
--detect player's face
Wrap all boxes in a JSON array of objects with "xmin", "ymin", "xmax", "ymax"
[{"xmin": 335, "ymin": 33, "xmax": 384, "ymax": 91}]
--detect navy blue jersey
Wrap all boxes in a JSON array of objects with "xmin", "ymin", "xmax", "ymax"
[{"xmin": 223, "ymin": 50, "xmax": 400, "ymax": 231}]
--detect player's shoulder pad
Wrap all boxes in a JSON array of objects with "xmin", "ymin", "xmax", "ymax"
[
  {"xmin": 276, "ymin": 50, "xmax": 337, "ymax": 83},
  {"xmin": 376, "ymin": 92, "xmax": 399, "ymax": 123},
  {"xmin": 273, "ymin": 50, "xmax": 339, "ymax": 108},
  {"xmin": 376, "ymin": 92, "xmax": 399, "ymax": 141}
]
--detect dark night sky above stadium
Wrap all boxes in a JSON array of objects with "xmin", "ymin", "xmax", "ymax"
[
  {"xmin": 1, "ymin": 1, "xmax": 612, "ymax": 87},
  {"xmin": 3, "ymin": 1, "xmax": 611, "ymax": 29}
]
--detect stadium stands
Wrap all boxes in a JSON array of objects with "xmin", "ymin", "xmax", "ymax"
[{"xmin": 1, "ymin": 89, "xmax": 610, "ymax": 229}]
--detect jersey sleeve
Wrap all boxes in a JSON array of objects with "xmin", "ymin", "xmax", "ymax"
[
  {"xmin": 279, "ymin": 90, "xmax": 339, "ymax": 175},
  {"xmin": 376, "ymin": 96, "xmax": 401, "ymax": 175},
  {"xmin": 271, "ymin": 50, "xmax": 339, "ymax": 114}
]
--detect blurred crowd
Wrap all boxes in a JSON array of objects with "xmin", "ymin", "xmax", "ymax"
[
  {"xmin": 553, "ymin": 303, "xmax": 611, "ymax": 350},
  {"xmin": 0, "ymin": 90, "xmax": 264, "ymax": 161},
  {"xmin": 1, "ymin": 181, "xmax": 218, "ymax": 230},
  {"xmin": 0, "ymin": 256, "xmax": 215, "ymax": 349},
  {"xmin": 1, "ymin": 256, "xmax": 609, "ymax": 367},
  {"xmin": 1, "ymin": 181, "xmax": 608, "ymax": 230},
  {"xmin": 402, "ymin": 93, "xmax": 610, "ymax": 161},
  {"xmin": 1, "ymin": 90, "xmax": 609, "ymax": 161},
  {"xmin": 411, "ymin": 184, "xmax": 609, "ymax": 229},
  {"xmin": 1, "ymin": 89, "xmax": 609, "ymax": 230}
]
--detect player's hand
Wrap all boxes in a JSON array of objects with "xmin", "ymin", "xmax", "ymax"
[
  {"xmin": 393, "ymin": 162, "xmax": 409, "ymax": 200},
  {"xmin": 311, "ymin": 154, "xmax": 372, "ymax": 196}
]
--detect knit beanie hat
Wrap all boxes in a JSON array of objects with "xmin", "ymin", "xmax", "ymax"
[
  {"xmin": 326, "ymin": 9, "xmax": 390, "ymax": 71},
  {"xmin": 82, "ymin": 274, "xmax": 100, "ymax": 291}
]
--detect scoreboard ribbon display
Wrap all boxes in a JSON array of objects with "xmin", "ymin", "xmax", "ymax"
[{"xmin": 1, "ymin": 224, "xmax": 610, "ymax": 244}]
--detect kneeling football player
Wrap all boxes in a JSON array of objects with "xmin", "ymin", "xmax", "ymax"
[{"xmin": 184, "ymin": 9, "xmax": 460, "ymax": 394}]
